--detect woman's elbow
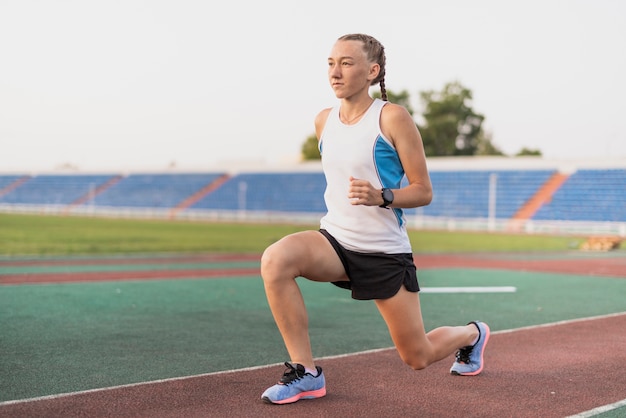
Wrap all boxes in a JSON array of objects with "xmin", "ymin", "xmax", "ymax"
[{"xmin": 422, "ymin": 188, "xmax": 433, "ymax": 206}]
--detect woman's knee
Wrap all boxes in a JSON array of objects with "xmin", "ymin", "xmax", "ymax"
[
  {"xmin": 261, "ymin": 230, "xmax": 341, "ymax": 285},
  {"xmin": 404, "ymin": 356, "xmax": 430, "ymax": 371},
  {"xmin": 397, "ymin": 346, "xmax": 432, "ymax": 370},
  {"xmin": 260, "ymin": 237, "xmax": 301, "ymax": 284},
  {"xmin": 261, "ymin": 242, "xmax": 285, "ymax": 280}
]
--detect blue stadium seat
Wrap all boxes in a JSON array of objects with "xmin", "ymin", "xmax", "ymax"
[
  {"xmin": 0, "ymin": 174, "xmax": 116, "ymax": 205},
  {"xmin": 1, "ymin": 168, "xmax": 623, "ymax": 223},
  {"xmin": 404, "ymin": 170, "xmax": 555, "ymax": 219},
  {"xmin": 190, "ymin": 172, "xmax": 328, "ymax": 213},
  {"xmin": 0, "ymin": 175, "xmax": 27, "ymax": 192},
  {"xmin": 534, "ymin": 169, "xmax": 626, "ymax": 222},
  {"xmin": 95, "ymin": 173, "xmax": 224, "ymax": 208}
]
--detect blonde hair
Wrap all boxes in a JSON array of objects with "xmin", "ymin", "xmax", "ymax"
[{"xmin": 337, "ymin": 33, "xmax": 387, "ymax": 101}]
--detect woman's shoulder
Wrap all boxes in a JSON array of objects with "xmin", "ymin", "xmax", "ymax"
[
  {"xmin": 379, "ymin": 101, "xmax": 419, "ymax": 145},
  {"xmin": 380, "ymin": 101, "xmax": 411, "ymax": 119},
  {"xmin": 315, "ymin": 107, "xmax": 334, "ymax": 138},
  {"xmin": 315, "ymin": 107, "xmax": 333, "ymax": 127},
  {"xmin": 380, "ymin": 101, "xmax": 414, "ymax": 127},
  {"xmin": 315, "ymin": 107, "xmax": 333, "ymax": 121}
]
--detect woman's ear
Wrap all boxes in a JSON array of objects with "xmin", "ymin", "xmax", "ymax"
[{"xmin": 368, "ymin": 63, "xmax": 380, "ymax": 82}]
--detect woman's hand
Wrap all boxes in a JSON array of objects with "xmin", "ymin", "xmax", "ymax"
[{"xmin": 348, "ymin": 176, "xmax": 383, "ymax": 206}]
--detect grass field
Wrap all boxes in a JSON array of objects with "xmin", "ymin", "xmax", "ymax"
[{"xmin": 0, "ymin": 213, "xmax": 587, "ymax": 255}]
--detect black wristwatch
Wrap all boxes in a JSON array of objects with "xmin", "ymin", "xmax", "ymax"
[{"xmin": 380, "ymin": 188, "xmax": 394, "ymax": 208}]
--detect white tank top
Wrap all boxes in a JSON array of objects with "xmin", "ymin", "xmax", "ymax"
[{"xmin": 319, "ymin": 98, "xmax": 411, "ymax": 254}]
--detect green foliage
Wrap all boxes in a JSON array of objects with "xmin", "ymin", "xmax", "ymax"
[
  {"xmin": 0, "ymin": 214, "xmax": 584, "ymax": 256},
  {"xmin": 301, "ymin": 134, "xmax": 321, "ymax": 160},
  {"xmin": 475, "ymin": 129, "xmax": 505, "ymax": 156},
  {"xmin": 418, "ymin": 81, "xmax": 487, "ymax": 156},
  {"xmin": 516, "ymin": 147, "xmax": 542, "ymax": 156}
]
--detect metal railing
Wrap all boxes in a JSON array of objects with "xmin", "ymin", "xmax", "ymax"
[{"xmin": 2, "ymin": 204, "xmax": 625, "ymax": 237}]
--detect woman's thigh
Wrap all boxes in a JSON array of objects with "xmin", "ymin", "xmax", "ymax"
[{"xmin": 262, "ymin": 230, "xmax": 348, "ymax": 283}]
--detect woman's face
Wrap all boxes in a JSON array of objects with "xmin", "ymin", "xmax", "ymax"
[{"xmin": 327, "ymin": 40, "xmax": 377, "ymax": 99}]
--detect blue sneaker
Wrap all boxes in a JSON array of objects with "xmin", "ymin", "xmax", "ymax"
[
  {"xmin": 450, "ymin": 321, "xmax": 490, "ymax": 376},
  {"xmin": 261, "ymin": 362, "xmax": 326, "ymax": 404}
]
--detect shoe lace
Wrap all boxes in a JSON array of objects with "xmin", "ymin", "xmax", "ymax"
[
  {"xmin": 455, "ymin": 346, "xmax": 473, "ymax": 365},
  {"xmin": 279, "ymin": 362, "xmax": 306, "ymax": 385}
]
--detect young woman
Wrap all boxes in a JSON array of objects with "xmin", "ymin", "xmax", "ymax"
[{"xmin": 260, "ymin": 33, "xmax": 489, "ymax": 405}]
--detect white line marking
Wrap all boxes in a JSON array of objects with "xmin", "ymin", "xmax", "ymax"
[
  {"xmin": 421, "ymin": 286, "xmax": 517, "ymax": 293},
  {"xmin": 492, "ymin": 311, "xmax": 626, "ymax": 335},
  {"xmin": 564, "ymin": 398, "xmax": 626, "ymax": 418},
  {"xmin": 1, "ymin": 311, "xmax": 625, "ymax": 408}
]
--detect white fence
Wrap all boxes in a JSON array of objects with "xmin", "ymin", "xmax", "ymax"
[{"xmin": 2, "ymin": 203, "xmax": 625, "ymax": 237}]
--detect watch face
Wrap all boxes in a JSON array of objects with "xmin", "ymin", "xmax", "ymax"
[{"xmin": 383, "ymin": 188, "xmax": 394, "ymax": 203}]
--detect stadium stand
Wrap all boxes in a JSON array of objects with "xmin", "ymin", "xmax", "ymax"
[
  {"xmin": 1, "ymin": 163, "xmax": 624, "ymax": 236},
  {"xmin": 534, "ymin": 169, "xmax": 626, "ymax": 222},
  {"xmin": 0, "ymin": 175, "xmax": 31, "ymax": 198},
  {"xmin": 190, "ymin": 172, "xmax": 328, "ymax": 213},
  {"xmin": 92, "ymin": 173, "xmax": 225, "ymax": 208},
  {"xmin": 0, "ymin": 174, "xmax": 115, "ymax": 205},
  {"xmin": 407, "ymin": 170, "xmax": 556, "ymax": 219}
]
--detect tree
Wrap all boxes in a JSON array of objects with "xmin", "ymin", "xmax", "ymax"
[
  {"xmin": 301, "ymin": 133, "xmax": 321, "ymax": 160},
  {"xmin": 475, "ymin": 129, "xmax": 505, "ymax": 156},
  {"xmin": 418, "ymin": 81, "xmax": 488, "ymax": 156},
  {"xmin": 516, "ymin": 147, "xmax": 542, "ymax": 156}
]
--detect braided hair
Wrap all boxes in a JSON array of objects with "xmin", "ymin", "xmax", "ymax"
[{"xmin": 337, "ymin": 33, "xmax": 387, "ymax": 101}]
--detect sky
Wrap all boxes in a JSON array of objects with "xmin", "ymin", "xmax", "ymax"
[{"xmin": 1, "ymin": 0, "xmax": 625, "ymax": 172}]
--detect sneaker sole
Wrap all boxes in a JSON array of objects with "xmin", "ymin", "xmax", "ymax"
[
  {"xmin": 451, "ymin": 323, "xmax": 491, "ymax": 376},
  {"xmin": 262, "ymin": 387, "xmax": 326, "ymax": 405}
]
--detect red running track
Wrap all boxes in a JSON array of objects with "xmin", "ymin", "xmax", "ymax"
[{"xmin": 1, "ymin": 313, "xmax": 625, "ymax": 418}]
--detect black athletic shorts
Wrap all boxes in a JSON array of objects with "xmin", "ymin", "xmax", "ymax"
[{"xmin": 319, "ymin": 229, "xmax": 420, "ymax": 300}]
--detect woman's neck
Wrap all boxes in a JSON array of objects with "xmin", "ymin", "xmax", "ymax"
[{"xmin": 339, "ymin": 97, "xmax": 374, "ymax": 125}]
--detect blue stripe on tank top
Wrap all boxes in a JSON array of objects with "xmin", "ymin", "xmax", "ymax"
[{"xmin": 373, "ymin": 136, "xmax": 405, "ymax": 228}]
